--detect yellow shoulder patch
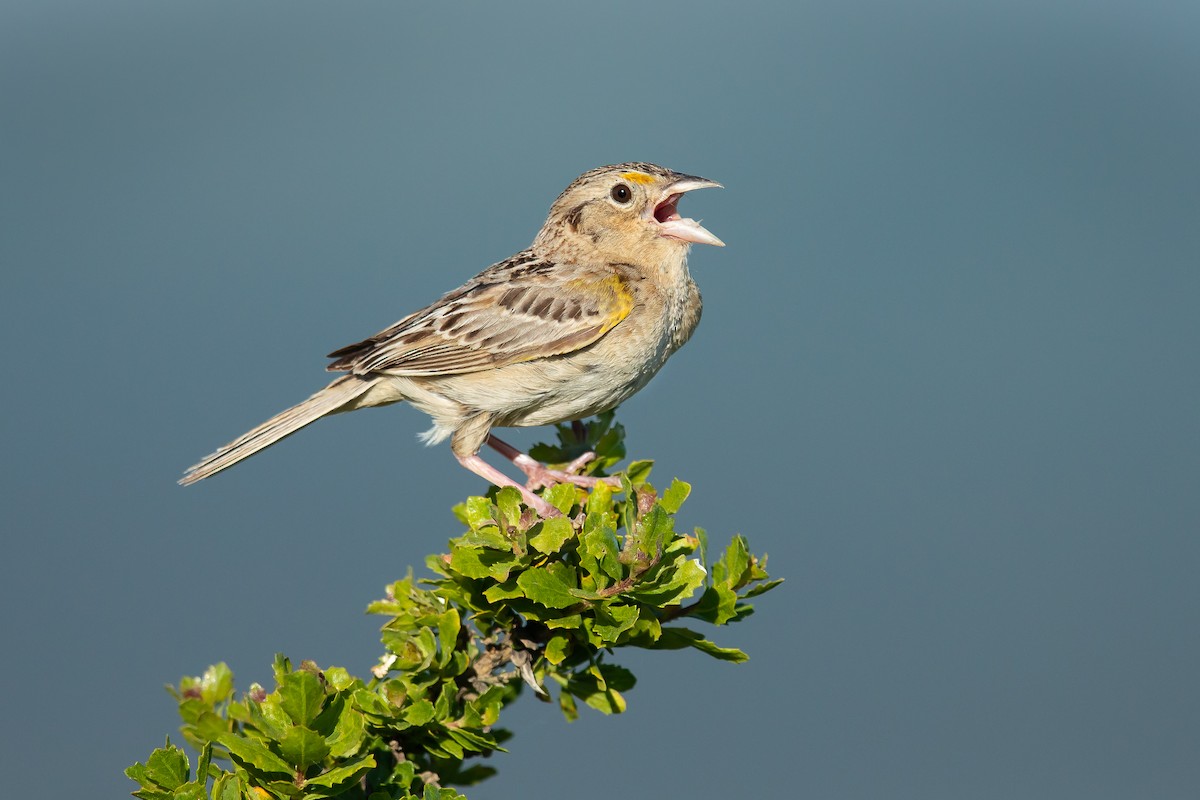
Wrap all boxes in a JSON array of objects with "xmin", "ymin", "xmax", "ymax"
[
  {"xmin": 506, "ymin": 274, "xmax": 635, "ymax": 364},
  {"xmin": 620, "ymin": 171, "xmax": 656, "ymax": 185},
  {"xmin": 595, "ymin": 273, "xmax": 634, "ymax": 332},
  {"xmin": 563, "ymin": 273, "xmax": 634, "ymax": 334}
]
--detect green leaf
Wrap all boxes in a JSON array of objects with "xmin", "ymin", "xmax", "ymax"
[
  {"xmin": 517, "ymin": 567, "xmax": 580, "ymax": 609},
  {"xmin": 587, "ymin": 480, "xmax": 614, "ymax": 515},
  {"xmin": 382, "ymin": 628, "xmax": 436, "ymax": 671},
  {"xmin": 713, "ymin": 583, "xmax": 739, "ymax": 625},
  {"xmin": 719, "ymin": 535, "xmax": 750, "ymax": 588},
  {"xmin": 423, "ymin": 784, "xmax": 469, "ymax": 800},
  {"xmin": 624, "ymin": 459, "xmax": 654, "ymax": 486},
  {"xmin": 690, "ymin": 583, "xmax": 739, "ymax": 625},
  {"xmin": 544, "ymin": 635, "xmax": 571, "ymax": 665},
  {"xmin": 263, "ymin": 779, "xmax": 303, "ymax": 798},
  {"xmin": 404, "ymin": 699, "xmax": 436, "ymax": 726},
  {"xmin": 350, "ymin": 688, "xmax": 392, "ymax": 721},
  {"xmin": 636, "ymin": 505, "xmax": 673, "ymax": 558},
  {"xmin": 596, "ymin": 663, "xmax": 636, "ymax": 691},
  {"xmin": 528, "ymin": 516, "xmax": 574, "ymax": 554},
  {"xmin": 656, "ymin": 627, "xmax": 749, "ymax": 662},
  {"xmin": 170, "ymin": 782, "xmax": 206, "ymax": 800},
  {"xmin": 309, "ymin": 693, "xmax": 344, "ymax": 737},
  {"xmin": 177, "ymin": 701, "xmax": 229, "ymax": 749},
  {"xmin": 324, "ymin": 705, "xmax": 366, "ymax": 759},
  {"xmin": 433, "ymin": 735, "xmax": 464, "ymax": 759},
  {"xmin": 591, "ymin": 603, "xmax": 640, "ymax": 642},
  {"xmin": 418, "ymin": 626, "xmax": 439, "ymax": 664},
  {"xmin": 278, "ymin": 726, "xmax": 330, "ymax": 770},
  {"xmin": 659, "ymin": 479, "xmax": 691, "ymax": 514},
  {"xmin": 566, "ymin": 671, "xmax": 628, "ymax": 715},
  {"xmin": 249, "ymin": 693, "xmax": 292, "ymax": 740},
  {"xmin": 435, "ymin": 679, "xmax": 454, "ymax": 719},
  {"xmin": 130, "ymin": 788, "xmax": 171, "ymax": 800},
  {"xmin": 278, "ymin": 670, "xmax": 324, "ymax": 726},
  {"xmin": 194, "ymin": 743, "xmax": 211, "ymax": 786},
  {"xmin": 620, "ymin": 474, "xmax": 638, "ymax": 539},
  {"xmin": 482, "ymin": 580, "xmax": 524, "ymax": 602},
  {"xmin": 592, "ymin": 414, "xmax": 625, "ymax": 461},
  {"xmin": 543, "ymin": 482, "xmax": 579, "ymax": 515},
  {"xmin": 660, "ymin": 531, "xmax": 700, "ymax": 561},
  {"xmin": 458, "ymin": 525, "xmax": 511, "ymax": 550},
  {"xmin": 473, "ymin": 686, "xmax": 506, "ymax": 726},
  {"xmin": 444, "ymin": 726, "xmax": 503, "ymax": 753},
  {"xmin": 125, "ymin": 761, "xmax": 151, "ymax": 786},
  {"xmin": 558, "ymin": 689, "xmax": 578, "ymax": 722},
  {"xmin": 740, "ymin": 577, "xmax": 784, "ymax": 599},
  {"xmin": 436, "ymin": 607, "xmax": 461, "ymax": 668},
  {"xmin": 145, "ymin": 743, "xmax": 189, "ymax": 790},
  {"xmin": 128, "ymin": 743, "xmax": 190, "ymax": 795},
  {"xmin": 381, "ymin": 679, "xmax": 407, "ymax": 709},
  {"xmin": 198, "ymin": 663, "xmax": 234, "ymax": 705},
  {"xmin": 625, "ymin": 614, "xmax": 662, "ymax": 646},
  {"xmin": 210, "ymin": 773, "xmax": 241, "ymax": 800},
  {"xmin": 580, "ymin": 521, "xmax": 622, "ymax": 583},
  {"xmin": 303, "ymin": 754, "xmax": 376, "ymax": 794},
  {"xmin": 449, "ymin": 546, "xmax": 517, "ymax": 581},
  {"xmin": 495, "ymin": 487, "xmax": 524, "ymax": 528},
  {"xmin": 366, "ymin": 576, "xmax": 416, "ymax": 615},
  {"xmin": 323, "ymin": 668, "xmax": 357, "ymax": 693},
  {"xmin": 631, "ymin": 557, "xmax": 706, "ymax": 606},
  {"xmin": 272, "ymin": 653, "xmax": 292, "ymax": 684},
  {"xmin": 684, "ymin": 638, "xmax": 748, "ymax": 662},
  {"xmin": 463, "ymin": 496, "xmax": 496, "ymax": 530},
  {"xmin": 553, "ymin": 560, "xmax": 587, "ymax": 588},
  {"xmin": 216, "ymin": 733, "xmax": 293, "ymax": 776},
  {"xmin": 389, "ymin": 760, "xmax": 417, "ymax": 792}
]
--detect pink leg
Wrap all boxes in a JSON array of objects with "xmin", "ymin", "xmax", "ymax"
[
  {"xmin": 454, "ymin": 452, "xmax": 557, "ymax": 517},
  {"xmin": 486, "ymin": 435, "xmax": 621, "ymax": 490}
]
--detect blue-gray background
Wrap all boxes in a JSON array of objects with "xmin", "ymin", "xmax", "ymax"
[{"xmin": 3, "ymin": 1, "xmax": 1198, "ymax": 797}]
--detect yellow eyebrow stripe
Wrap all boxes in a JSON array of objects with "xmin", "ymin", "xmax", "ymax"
[{"xmin": 620, "ymin": 171, "xmax": 656, "ymax": 185}]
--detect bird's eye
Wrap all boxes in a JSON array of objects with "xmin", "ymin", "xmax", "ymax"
[{"xmin": 610, "ymin": 183, "xmax": 632, "ymax": 204}]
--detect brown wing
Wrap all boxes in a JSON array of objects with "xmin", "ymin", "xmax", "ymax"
[{"xmin": 326, "ymin": 254, "xmax": 635, "ymax": 377}]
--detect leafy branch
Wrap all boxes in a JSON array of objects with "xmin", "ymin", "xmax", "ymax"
[{"xmin": 128, "ymin": 414, "xmax": 781, "ymax": 800}]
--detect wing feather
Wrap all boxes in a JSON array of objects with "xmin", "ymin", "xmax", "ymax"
[{"xmin": 326, "ymin": 253, "xmax": 635, "ymax": 377}]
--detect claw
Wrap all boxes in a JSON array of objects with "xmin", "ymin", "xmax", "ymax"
[
  {"xmin": 523, "ymin": 470, "xmax": 552, "ymax": 492},
  {"xmin": 513, "ymin": 456, "xmax": 618, "ymax": 490},
  {"xmin": 477, "ymin": 435, "xmax": 619, "ymax": 509},
  {"xmin": 487, "ymin": 435, "xmax": 619, "ymax": 490},
  {"xmin": 564, "ymin": 451, "xmax": 597, "ymax": 474}
]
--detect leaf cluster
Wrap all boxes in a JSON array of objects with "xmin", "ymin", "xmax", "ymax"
[{"xmin": 128, "ymin": 415, "xmax": 780, "ymax": 800}]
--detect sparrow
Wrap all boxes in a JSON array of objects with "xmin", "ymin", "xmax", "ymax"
[{"xmin": 181, "ymin": 162, "xmax": 723, "ymax": 516}]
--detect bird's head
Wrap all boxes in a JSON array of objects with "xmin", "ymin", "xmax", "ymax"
[{"xmin": 534, "ymin": 163, "xmax": 723, "ymax": 262}]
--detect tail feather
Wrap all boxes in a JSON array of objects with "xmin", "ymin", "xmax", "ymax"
[{"xmin": 180, "ymin": 376, "xmax": 376, "ymax": 485}]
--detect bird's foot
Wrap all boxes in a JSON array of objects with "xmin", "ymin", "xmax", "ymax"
[
  {"xmin": 512, "ymin": 452, "xmax": 621, "ymax": 491},
  {"xmin": 455, "ymin": 452, "xmax": 560, "ymax": 517}
]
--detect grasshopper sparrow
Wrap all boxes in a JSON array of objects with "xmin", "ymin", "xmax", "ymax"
[{"xmin": 181, "ymin": 163, "xmax": 724, "ymax": 515}]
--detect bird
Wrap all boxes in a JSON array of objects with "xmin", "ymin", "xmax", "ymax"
[{"xmin": 180, "ymin": 162, "xmax": 724, "ymax": 516}]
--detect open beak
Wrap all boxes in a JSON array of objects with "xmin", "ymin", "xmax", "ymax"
[{"xmin": 651, "ymin": 174, "xmax": 725, "ymax": 247}]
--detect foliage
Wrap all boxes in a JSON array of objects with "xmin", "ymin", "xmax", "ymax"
[{"xmin": 129, "ymin": 414, "xmax": 780, "ymax": 799}]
